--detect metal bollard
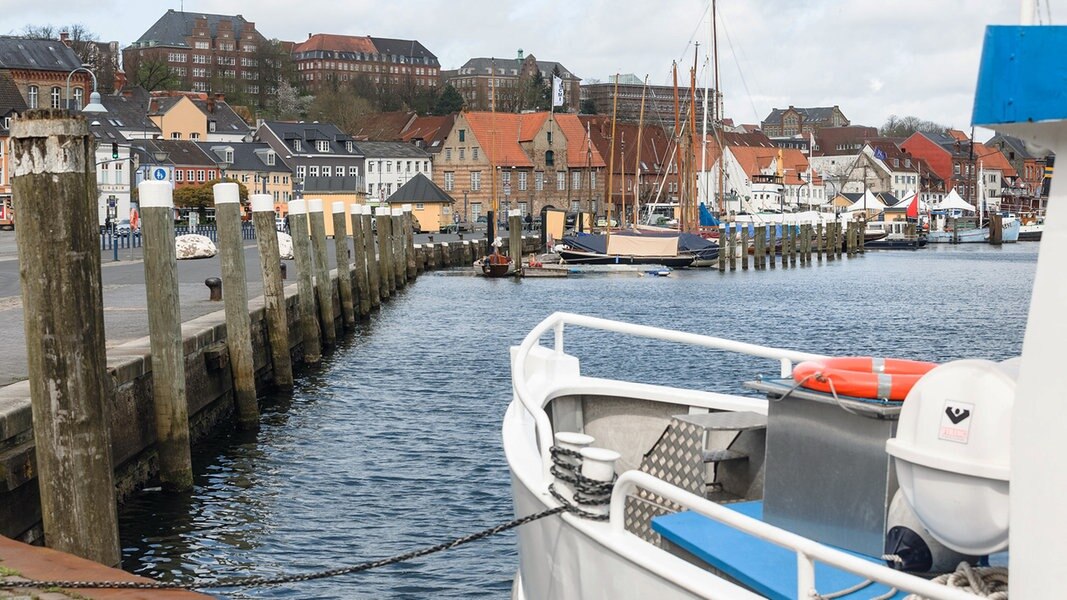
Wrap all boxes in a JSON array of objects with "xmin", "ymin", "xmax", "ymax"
[
  {"xmin": 205, "ymin": 277, "xmax": 222, "ymax": 301},
  {"xmin": 579, "ymin": 447, "xmax": 621, "ymax": 517},
  {"xmin": 553, "ymin": 432, "xmax": 595, "ymax": 502}
]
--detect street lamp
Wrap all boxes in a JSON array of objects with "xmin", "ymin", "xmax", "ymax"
[{"xmin": 66, "ymin": 66, "xmax": 106, "ymax": 114}]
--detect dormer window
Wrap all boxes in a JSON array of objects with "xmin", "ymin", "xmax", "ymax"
[
  {"xmin": 293, "ymin": 139, "xmax": 302, "ymax": 152},
  {"xmin": 345, "ymin": 141, "xmax": 354, "ymax": 153},
  {"xmin": 266, "ymin": 151, "xmax": 276, "ymax": 166},
  {"xmin": 208, "ymin": 120, "xmax": 217, "ymax": 132},
  {"xmin": 224, "ymin": 149, "xmax": 233, "ymax": 163},
  {"xmin": 317, "ymin": 140, "xmax": 330, "ymax": 153}
]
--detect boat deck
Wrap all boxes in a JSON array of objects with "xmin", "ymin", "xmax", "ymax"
[{"xmin": 652, "ymin": 502, "xmax": 906, "ymax": 600}]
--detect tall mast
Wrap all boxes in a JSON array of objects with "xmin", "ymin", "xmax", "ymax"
[
  {"xmin": 620, "ymin": 133, "xmax": 626, "ymax": 228},
  {"xmin": 634, "ymin": 75, "xmax": 648, "ymax": 228},
  {"xmin": 605, "ymin": 73, "xmax": 620, "ymax": 245},
  {"xmin": 490, "ymin": 58, "xmax": 498, "ymax": 223},
  {"xmin": 672, "ymin": 63, "xmax": 682, "ymax": 230},
  {"xmin": 713, "ymin": 0, "xmax": 724, "ymax": 217},
  {"xmin": 689, "ymin": 47, "xmax": 698, "ymax": 233},
  {"xmin": 586, "ymin": 121, "xmax": 593, "ymax": 219}
]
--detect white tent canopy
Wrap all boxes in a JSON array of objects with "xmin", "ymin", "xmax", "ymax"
[
  {"xmin": 895, "ymin": 193, "xmax": 933, "ymax": 213},
  {"xmin": 845, "ymin": 189, "xmax": 887, "ymax": 212},
  {"xmin": 935, "ymin": 189, "xmax": 976, "ymax": 212}
]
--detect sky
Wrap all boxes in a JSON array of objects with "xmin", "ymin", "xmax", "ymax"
[{"xmin": 1, "ymin": 0, "xmax": 1063, "ymax": 137}]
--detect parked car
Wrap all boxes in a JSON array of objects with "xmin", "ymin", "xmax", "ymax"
[
  {"xmin": 115, "ymin": 219, "xmax": 131, "ymax": 237},
  {"xmin": 596, "ymin": 217, "xmax": 618, "ymax": 228}
]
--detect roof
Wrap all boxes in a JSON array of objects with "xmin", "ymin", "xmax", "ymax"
[
  {"xmin": 191, "ymin": 98, "xmax": 251, "ymax": 134},
  {"xmin": 813, "ymin": 126, "xmax": 879, "ymax": 156},
  {"xmin": 0, "ymin": 36, "xmax": 82, "ymax": 73},
  {"xmin": 400, "ymin": 114, "xmax": 455, "ymax": 152},
  {"xmin": 763, "ymin": 106, "xmax": 841, "ymax": 124},
  {"xmin": 349, "ymin": 111, "xmax": 416, "ymax": 141},
  {"xmin": 729, "ymin": 146, "xmax": 813, "ymax": 185},
  {"xmin": 100, "ymin": 93, "xmax": 160, "ymax": 133},
  {"xmin": 260, "ymin": 121, "xmax": 362, "ymax": 156},
  {"xmin": 369, "ymin": 37, "xmax": 438, "ymax": 63},
  {"xmin": 293, "ymin": 33, "xmax": 376, "ymax": 55},
  {"xmin": 387, "ymin": 173, "xmax": 454, "ymax": 204},
  {"xmin": 972, "ymin": 142, "xmax": 1018, "ymax": 177},
  {"xmin": 579, "ymin": 115, "xmax": 675, "ymax": 175},
  {"xmin": 986, "ymin": 134, "xmax": 1033, "ymax": 160},
  {"xmin": 87, "ymin": 117, "xmax": 127, "ymax": 145},
  {"xmin": 458, "ymin": 57, "xmax": 578, "ymax": 80},
  {"xmin": 354, "ymin": 141, "xmax": 430, "ymax": 159},
  {"xmin": 555, "ymin": 114, "xmax": 605, "ymax": 168},
  {"xmin": 195, "ymin": 142, "xmax": 290, "ymax": 173},
  {"xmin": 133, "ymin": 10, "xmax": 259, "ymax": 48},
  {"xmin": 0, "ymin": 72, "xmax": 27, "ymax": 120},
  {"xmin": 150, "ymin": 139, "xmax": 217, "ymax": 167},
  {"xmin": 148, "ymin": 95, "xmax": 183, "ymax": 116},
  {"xmin": 462, "ymin": 112, "xmax": 535, "ymax": 167}
]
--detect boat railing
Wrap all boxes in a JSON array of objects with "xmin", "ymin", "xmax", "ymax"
[
  {"xmin": 610, "ymin": 470, "xmax": 983, "ymax": 600},
  {"xmin": 512, "ymin": 312, "xmax": 823, "ymax": 483}
]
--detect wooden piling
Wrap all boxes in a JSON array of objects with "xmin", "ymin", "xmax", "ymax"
[
  {"xmin": 769, "ymin": 224, "xmax": 777, "ymax": 269},
  {"xmin": 332, "ymin": 202, "xmax": 356, "ymax": 328},
  {"xmin": 361, "ymin": 207, "xmax": 382, "ymax": 307},
  {"xmin": 403, "ymin": 205, "xmax": 417, "ymax": 280},
  {"xmin": 727, "ymin": 225, "xmax": 736, "ymax": 271},
  {"xmin": 817, "ymin": 222, "xmax": 824, "ymax": 262},
  {"xmin": 836, "ymin": 221, "xmax": 844, "ymax": 259},
  {"xmin": 288, "ymin": 200, "xmax": 321, "ymax": 363},
  {"xmin": 349, "ymin": 205, "xmax": 371, "ymax": 317},
  {"xmin": 740, "ymin": 224, "xmax": 749, "ymax": 270},
  {"xmin": 718, "ymin": 225, "xmax": 726, "ymax": 272},
  {"xmin": 754, "ymin": 226, "xmax": 764, "ymax": 269},
  {"xmin": 391, "ymin": 208, "xmax": 406, "ymax": 287},
  {"xmin": 251, "ymin": 194, "xmax": 293, "ymax": 389},
  {"xmin": 509, "ymin": 209, "xmax": 523, "ymax": 274},
  {"xmin": 376, "ymin": 207, "xmax": 396, "ymax": 294},
  {"xmin": 138, "ymin": 181, "xmax": 197, "ymax": 491},
  {"xmin": 10, "ymin": 111, "xmax": 122, "ymax": 564},
  {"xmin": 858, "ymin": 219, "xmax": 866, "ymax": 253},
  {"xmin": 213, "ymin": 183, "xmax": 259, "ymax": 428},
  {"xmin": 308, "ymin": 200, "xmax": 336, "ymax": 346}
]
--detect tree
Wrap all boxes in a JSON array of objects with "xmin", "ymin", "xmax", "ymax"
[
  {"xmin": 580, "ymin": 99, "xmax": 597, "ymax": 115},
  {"xmin": 880, "ymin": 114, "xmax": 950, "ymax": 138},
  {"xmin": 174, "ymin": 180, "xmax": 249, "ymax": 215},
  {"xmin": 19, "ymin": 23, "xmax": 119, "ymax": 93},
  {"xmin": 124, "ymin": 51, "xmax": 179, "ymax": 92},
  {"xmin": 273, "ymin": 80, "xmax": 311, "ymax": 120},
  {"xmin": 307, "ymin": 84, "xmax": 376, "ymax": 133},
  {"xmin": 434, "ymin": 84, "xmax": 464, "ymax": 115}
]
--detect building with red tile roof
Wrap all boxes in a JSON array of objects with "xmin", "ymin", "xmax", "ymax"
[{"xmin": 292, "ymin": 33, "xmax": 439, "ymax": 93}]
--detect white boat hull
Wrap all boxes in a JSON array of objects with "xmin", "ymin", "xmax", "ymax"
[{"xmin": 926, "ymin": 227, "xmax": 989, "ymax": 243}]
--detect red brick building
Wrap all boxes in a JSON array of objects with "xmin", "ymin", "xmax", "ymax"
[
  {"xmin": 0, "ymin": 36, "xmax": 89, "ymax": 110},
  {"xmin": 292, "ymin": 34, "xmax": 439, "ymax": 93}
]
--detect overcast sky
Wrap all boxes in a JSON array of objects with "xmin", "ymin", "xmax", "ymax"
[{"xmin": 2, "ymin": 0, "xmax": 1062, "ymax": 135}]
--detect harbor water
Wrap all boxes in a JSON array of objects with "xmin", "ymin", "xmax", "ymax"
[{"xmin": 118, "ymin": 243, "xmax": 1038, "ymax": 599}]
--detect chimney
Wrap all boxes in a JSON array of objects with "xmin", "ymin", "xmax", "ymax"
[
  {"xmin": 59, "ymin": 31, "xmax": 71, "ymax": 47},
  {"xmin": 207, "ymin": 96, "xmax": 216, "ymax": 113}
]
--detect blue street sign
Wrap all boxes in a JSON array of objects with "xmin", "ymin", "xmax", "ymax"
[{"xmin": 153, "ymin": 167, "xmax": 167, "ymax": 181}]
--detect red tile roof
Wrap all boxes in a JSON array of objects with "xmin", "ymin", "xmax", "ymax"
[
  {"xmin": 293, "ymin": 33, "xmax": 376, "ymax": 54},
  {"xmin": 972, "ymin": 142, "xmax": 1018, "ymax": 177},
  {"xmin": 463, "ymin": 112, "xmax": 535, "ymax": 167},
  {"xmin": 730, "ymin": 146, "xmax": 813, "ymax": 185},
  {"xmin": 400, "ymin": 114, "xmax": 455, "ymax": 151},
  {"xmin": 554, "ymin": 114, "xmax": 606, "ymax": 168}
]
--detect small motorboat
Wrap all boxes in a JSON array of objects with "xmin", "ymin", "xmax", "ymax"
[{"xmin": 474, "ymin": 250, "xmax": 513, "ymax": 278}]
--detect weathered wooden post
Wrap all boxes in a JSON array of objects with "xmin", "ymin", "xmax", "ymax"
[
  {"xmin": 251, "ymin": 194, "xmax": 293, "ymax": 390},
  {"xmin": 361, "ymin": 206, "xmax": 382, "ymax": 307},
  {"xmin": 725, "ymin": 225, "xmax": 735, "ymax": 271},
  {"xmin": 376, "ymin": 207, "xmax": 395, "ymax": 295},
  {"xmin": 769, "ymin": 223, "xmax": 778, "ymax": 269},
  {"xmin": 740, "ymin": 223, "xmax": 749, "ymax": 270},
  {"xmin": 11, "ymin": 111, "xmax": 122, "ymax": 564},
  {"xmin": 817, "ymin": 222, "xmax": 824, "ymax": 262},
  {"xmin": 789, "ymin": 224, "xmax": 798, "ymax": 267},
  {"xmin": 754, "ymin": 225, "xmax": 764, "ymax": 269},
  {"xmin": 403, "ymin": 204, "xmax": 417, "ymax": 280},
  {"xmin": 332, "ymin": 201, "xmax": 356, "ymax": 328},
  {"xmin": 137, "ymin": 181, "xmax": 196, "ymax": 494},
  {"xmin": 836, "ymin": 220, "xmax": 844, "ymax": 258},
  {"xmin": 509, "ymin": 209, "xmax": 523, "ymax": 274},
  {"xmin": 718, "ymin": 225, "xmax": 726, "ymax": 272},
  {"xmin": 392, "ymin": 207, "xmax": 407, "ymax": 286},
  {"xmin": 859, "ymin": 219, "xmax": 866, "ymax": 252},
  {"xmin": 288, "ymin": 199, "xmax": 322, "ymax": 363},
  {"xmin": 349, "ymin": 204, "xmax": 371, "ymax": 317},
  {"xmin": 213, "ymin": 183, "xmax": 259, "ymax": 428},
  {"xmin": 308, "ymin": 199, "xmax": 336, "ymax": 345}
]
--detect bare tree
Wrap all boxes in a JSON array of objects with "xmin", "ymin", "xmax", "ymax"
[
  {"xmin": 880, "ymin": 114, "xmax": 950, "ymax": 138},
  {"xmin": 124, "ymin": 50, "xmax": 178, "ymax": 92}
]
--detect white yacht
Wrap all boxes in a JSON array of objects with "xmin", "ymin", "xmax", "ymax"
[{"xmin": 503, "ymin": 13, "xmax": 1066, "ymax": 600}]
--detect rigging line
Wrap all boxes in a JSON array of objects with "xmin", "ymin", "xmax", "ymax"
[
  {"xmin": 717, "ymin": 9, "xmax": 762, "ymax": 125},
  {"xmin": 673, "ymin": 3, "xmax": 712, "ymax": 68}
]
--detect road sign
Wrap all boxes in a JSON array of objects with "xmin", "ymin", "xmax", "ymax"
[
  {"xmin": 107, "ymin": 196, "xmax": 117, "ymax": 208},
  {"xmin": 152, "ymin": 167, "xmax": 167, "ymax": 181}
]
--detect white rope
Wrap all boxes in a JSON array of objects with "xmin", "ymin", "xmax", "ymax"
[{"xmin": 904, "ymin": 562, "xmax": 1009, "ymax": 600}]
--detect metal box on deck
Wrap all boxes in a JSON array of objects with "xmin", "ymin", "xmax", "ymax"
[{"xmin": 745, "ymin": 379, "xmax": 900, "ymax": 557}]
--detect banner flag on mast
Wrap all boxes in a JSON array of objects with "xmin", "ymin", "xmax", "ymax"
[{"xmin": 552, "ymin": 75, "xmax": 564, "ymax": 108}]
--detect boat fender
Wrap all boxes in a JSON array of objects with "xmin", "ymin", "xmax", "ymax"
[
  {"xmin": 792, "ymin": 357, "xmax": 937, "ymax": 401},
  {"xmin": 884, "ymin": 490, "xmax": 981, "ymax": 574}
]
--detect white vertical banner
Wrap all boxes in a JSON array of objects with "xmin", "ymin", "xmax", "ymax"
[{"xmin": 552, "ymin": 75, "xmax": 564, "ymax": 108}]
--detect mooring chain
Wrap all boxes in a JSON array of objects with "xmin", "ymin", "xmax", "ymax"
[{"xmin": 2, "ymin": 445, "xmax": 616, "ymax": 591}]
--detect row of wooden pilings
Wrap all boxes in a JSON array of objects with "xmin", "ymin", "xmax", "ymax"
[
  {"xmin": 716, "ymin": 220, "xmax": 867, "ymax": 272},
  {"xmin": 7, "ymin": 110, "xmax": 493, "ymax": 568}
]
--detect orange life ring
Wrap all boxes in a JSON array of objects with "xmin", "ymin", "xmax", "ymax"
[{"xmin": 792, "ymin": 357, "xmax": 937, "ymax": 401}]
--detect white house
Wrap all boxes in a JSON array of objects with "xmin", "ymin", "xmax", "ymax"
[
  {"xmin": 358, "ymin": 141, "xmax": 433, "ymax": 205},
  {"xmin": 701, "ymin": 145, "xmax": 825, "ymax": 214}
]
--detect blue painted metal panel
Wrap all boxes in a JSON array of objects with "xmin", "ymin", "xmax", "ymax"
[
  {"xmin": 973, "ymin": 26, "xmax": 1067, "ymax": 126},
  {"xmin": 652, "ymin": 502, "xmax": 906, "ymax": 600}
]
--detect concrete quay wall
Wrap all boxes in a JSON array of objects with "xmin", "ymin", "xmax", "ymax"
[{"xmin": 0, "ymin": 235, "xmax": 539, "ymax": 543}]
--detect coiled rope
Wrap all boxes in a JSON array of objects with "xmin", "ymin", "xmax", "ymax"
[
  {"xmin": 1, "ymin": 445, "xmax": 614, "ymax": 592},
  {"xmin": 904, "ymin": 562, "xmax": 1009, "ymax": 600}
]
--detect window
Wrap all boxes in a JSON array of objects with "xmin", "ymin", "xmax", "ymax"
[
  {"xmin": 335, "ymin": 166, "xmax": 344, "ymax": 176},
  {"xmin": 472, "ymin": 148, "xmax": 479, "ymax": 161},
  {"xmin": 346, "ymin": 141, "xmax": 354, "ymax": 153},
  {"xmin": 545, "ymin": 150, "xmax": 554, "ymax": 167},
  {"xmin": 197, "ymin": 170, "xmax": 206, "ymax": 182},
  {"xmin": 471, "ymin": 171, "xmax": 481, "ymax": 191},
  {"xmin": 187, "ymin": 169, "xmax": 195, "ymax": 180},
  {"xmin": 171, "ymin": 132, "xmax": 182, "ymax": 139},
  {"xmin": 386, "ymin": 162, "xmax": 392, "ymax": 173},
  {"xmin": 557, "ymin": 172, "xmax": 566, "ymax": 190},
  {"xmin": 572, "ymin": 171, "xmax": 581, "ymax": 190},
  {"xmin": 424, "ymin": 161, "xmax": 430, "ymax": 172},
  {"xmin": 190, "ymin": 133, "xmax": 201, "ymax": 140},
  {"xmin": 175, "ymin": 169, "xmax": 184, "ymax": 182},
  {"xmin": 208, "ymin": 120, "xmax": 217, "ymax": 132},
  {"xmin": 471, "ymin": 202, "xmax": 483, "ymax": 221},
  {"xmin": 416, "ymin": 203, "xmax": 425, "ymax": 210},
  {"xmin": 458, "ymin": 129, "xmax": 466, "ymax": 142},
  {"xmin": 459, "ymin": 148, "xmax": 465, "ymax": 160},
  {"xmin": 50, "ymin": 87, "xmax": 61, "ymax": 109},
  {"xmin": 293, "ymin": 140, "xmax": 302, "ymax": 152},
  {"xmin": 406, "ymin": 160, "xmax": 412, "ymax": 172},
  {"xmin": 547, "ymin": 131, "xmax": 553, "ymax": 144},
  {"xmin": 27, "ymin": 86, "xmax": 39, "ymax": 108},
  {"xmin": 501, "ymin": 171, "xmax": 511, "ymax": 186},
  {"xmin": 535, "ymin": 172, "xmax": 544, "ymax": 191},
  {"xmin": 297, "ymin": 165, "xmax": 306, "ymax": 179},
  {"xmin": 73, "ymin": 88, "xmax": 83, "ymax": 110},
  {"xmin": 445, "ymin": 148, "xmax": 452, "ymax": 161},
  {"xmin": 195, "ymin": 41, "xmax": 209, "ymax": 50},
  {"xmin": 954, "ymin": 163, "xmax": 961, "ymax": 176},
  {"xmin": 518, "ymin": 171, "xmax": 528, "ymax": 191},
  {"xmin": 309, "ymin": 165, "xmax": 319, "ymax": 177},
  {"xmin": 349, "ymin": 166, "xmax": 359, "ymax": 176},
  {"xmin": 368, "ymin": 183, "xmax": 375, "ymax": 197},
  {"xmin": 444, "ymin": 171, "xmax": 454, "ymax": 191},
  {"xmin": 317, "ymin": 140, "xmax": 330, "ymax": 153},
  {"xmin": 266, "ymin": 152, "xmax": 276, "ymax": 166},
  {"xmin": 590, "ymin": 172, "xmax": 597, "ymax": 189}
]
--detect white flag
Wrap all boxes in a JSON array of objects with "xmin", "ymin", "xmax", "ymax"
[{"xmin": 552, "ymin": 75, "xmax": 564, "ymax": 108}]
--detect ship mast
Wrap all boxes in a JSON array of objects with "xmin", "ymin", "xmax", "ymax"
[
  {"xmin": 688, "ymin": 45, "xmax": 699, "ymax": 233},
  {"xmin": 713, "ymin": 0, "xmax": 725, "ymax": 218},
  {"xmin": 633, "ymin": 76, "xmax": 648, "ymax": 228},
  {"xmin": 605, "ymin": 73, "xmax": 620, "ymax": 245}
]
